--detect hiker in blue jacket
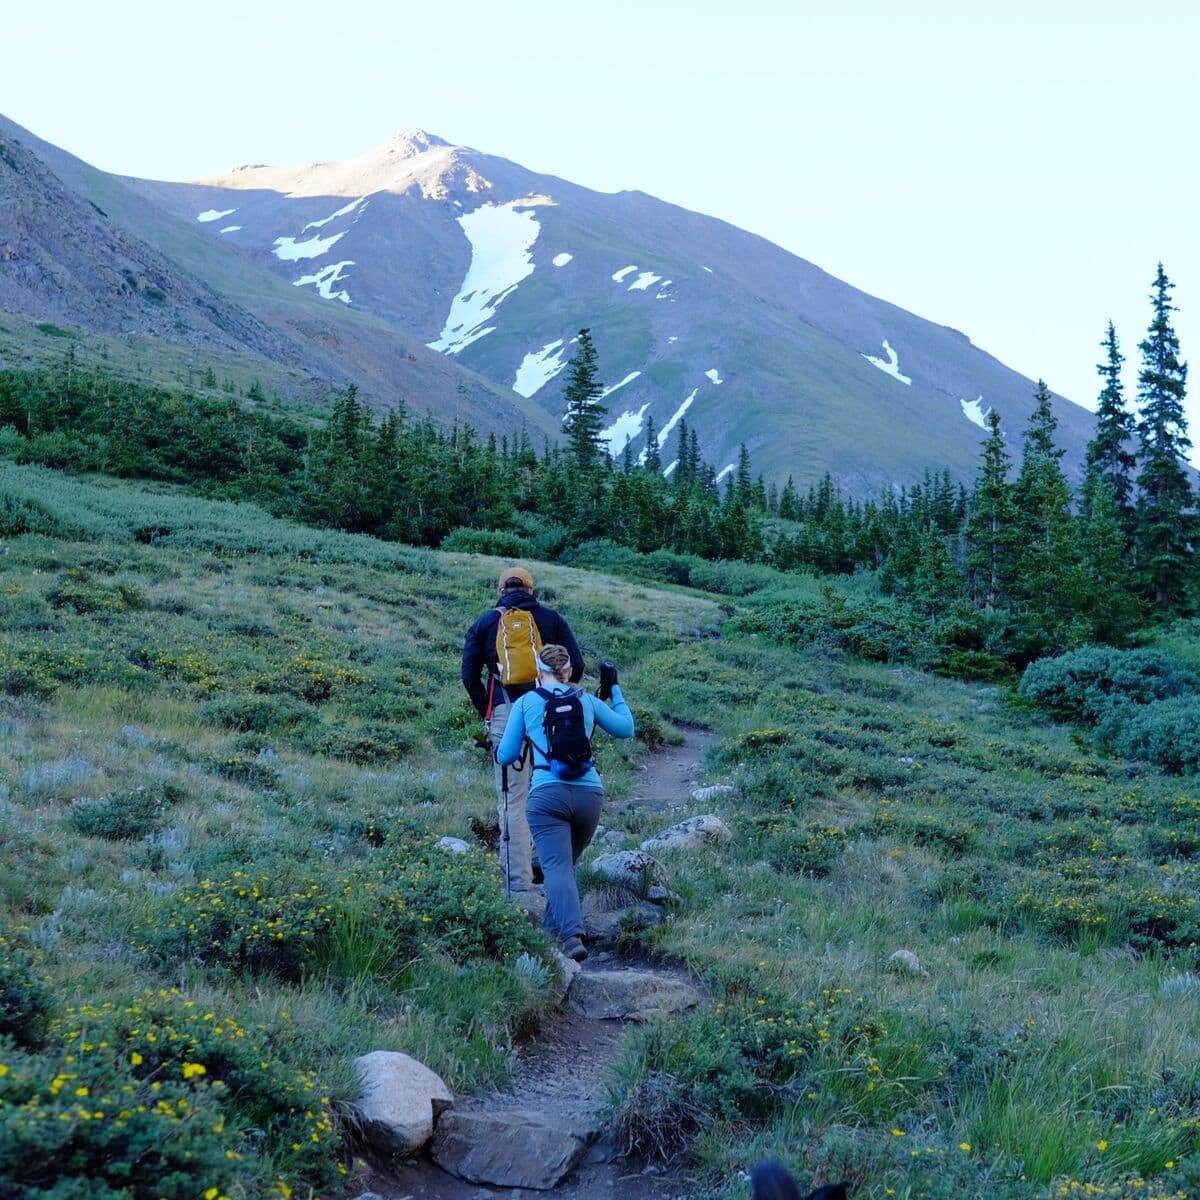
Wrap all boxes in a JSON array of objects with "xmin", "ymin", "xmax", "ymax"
[{"xmin": 495, "ymin": 643, "xmax": 634, "ymax": 961}]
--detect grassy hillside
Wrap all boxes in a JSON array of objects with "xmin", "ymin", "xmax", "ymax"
[{"xmin": 1, "ymin": 466, "xmax": 1199, "ymax": 1199}]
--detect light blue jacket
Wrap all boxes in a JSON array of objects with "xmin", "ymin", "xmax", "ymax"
[{"xmin": 496, "ymin": 683, "xmax": 635, "ymax": 791}]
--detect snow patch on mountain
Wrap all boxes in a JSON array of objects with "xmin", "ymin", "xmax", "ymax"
[
  {"xmin": 960, "ymin": 395, "xmax": 989, "ymax": 429},
  {"xmin": 667, "ymin": 336, "xmax": 678, "ymax": 343},
  {"xmin": 601, "ymin": 371, "xmax": 641, "ymax": 399},
  {"xmin": 302, "ymin": 195, "xmax": 370, "ymax": 231},
  {"xmin": 427, "ymin": 202, "xmax": 541, "ymax": 355},
  {"xmin": 601, "ymin": 402, "xmax": 651, "ymax": 456},
  {"xmin": 658, "ymin": 388, "xmax": 698, "ymax": 447},
  {"xmin": 861, "ymin": 339, "xmax": 912, "ymax": 386},
  {"xmin": 512, "ymin": 340, "xmax": 567, "ymax": 397},
  {"xmin": 663, "ymin": 459, "xmax": 679, "ymax": 477},
  {"xmin": 219, "ymin": 226, "xmax": 241, "ymax": 233},
  {"xmin": 716, "ymin": 463, "xmax": 736, "ymax": 482},
  {"xmin": 705, "ymin": 369, "xmax": 723, "ymax": 385},
  {"xmin": 701, "ymin": 265, "xmax": 714, "ymax": 273},
  {"xmin": 273, "ymin": 230, "xmax": 349, "ymax": 262},
  {"xmin": 293, "ymin": 260, "xmax": 354, "ymax": 304},
  {"xmin": 197, "ymin": 208, "xmax": 236, "ymax": 223},
  {"xmin": 552, "ymin": 253, "xmax": 573, "ymax": 267},
  {"xmin": 628, "ymin": 272, "xmax": 662, "ymax": 292},
  {"xmin": 612, "ymin": 265, "xmax": 638, "ymax": 283}
]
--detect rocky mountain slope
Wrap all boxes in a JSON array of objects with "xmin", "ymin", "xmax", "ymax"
[
  {"xmin": 123, "ymin": 130, "xmax": 1098, "ymax": 492},
  {"xmin": 0, "ymin": 116, "xmax": 556, "ymax": 438}
]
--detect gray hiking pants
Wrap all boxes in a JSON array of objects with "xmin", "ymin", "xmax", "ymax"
[
  {"xmin": 488, "ymin": 701, "xmax": 533, "ymax": 890},
  {"xmin": 526, "ymin": 782, "xmax": 604, "ymax": 940}
]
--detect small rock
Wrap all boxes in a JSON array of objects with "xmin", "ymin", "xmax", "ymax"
[
  {"xmin": 590, "ymin": 850, "xmax": 666, "ymax": 888},
  {"xmin": 898, "ymin": 755, "xmax": 915, "ymax": 765},
  {"xmin": 551, "ymin": 949, "xmax": 583, "ymax": 1005},
  {"xmin": 438, "ymin": 836, "xmax": 470, "ymax": 854},
  {"xmin": 353, "ymin": 1051, "xmax": 453, "ymax": 1154},
  {"xmin": 569, "ymin": 968, "xmax": 703, "ymax": 1020},
  {"xmin": 640, "ymin": 814, "xmax": 731, "ymax": 854},
  {"xmin": 433, "ymin": 1108, "xmax": 592, "ymax": 1189},
  {"xmin": 690, "ymin": 783, "xmax": 735, "ymax": 803},
  {"xmin": 887, "ymin": 949, "xmax": 928, "ymax": 977},
  {"xmin": 597, "ymin": 829, "xmax": 626, "ymax": 849},
  {"xmin": 646, "ymin": 885, "xmax": 681, "ymax": 904},
  {"xmin": 350, "ymin": 1193, "xmax": 387, "ymax": 1200},
  {"xmin": 512, "ymin": 889, "xmax": 548, "ymax": 924}
]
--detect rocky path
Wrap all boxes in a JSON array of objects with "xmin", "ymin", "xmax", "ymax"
[{"xmin": 349, "ymin": 727, "xmax": 716, "ymax": 1200}]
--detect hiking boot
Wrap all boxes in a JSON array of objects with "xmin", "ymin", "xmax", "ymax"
[{"xmin": 562, "ymin": 936, "xmax": 588, "ymax": 962}]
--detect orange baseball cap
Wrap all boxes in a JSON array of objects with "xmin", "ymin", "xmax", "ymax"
[{"xmin": 497, "ymin": 566, "xmax": 534, "ymax": 592}]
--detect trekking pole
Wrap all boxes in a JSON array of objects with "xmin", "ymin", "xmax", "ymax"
[{"xmin": 500, "ymin": 761, "xmax": 512, "ymax": 901}]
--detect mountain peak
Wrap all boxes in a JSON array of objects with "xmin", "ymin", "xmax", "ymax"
[{"xmin": 383, "ymin": 130, "xmax": 451, "ymax": 159}]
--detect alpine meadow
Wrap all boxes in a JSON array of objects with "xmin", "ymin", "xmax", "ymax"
[{"xmin": 2, "ymin": 96, "xmax": 1200, "ymax": 1200}]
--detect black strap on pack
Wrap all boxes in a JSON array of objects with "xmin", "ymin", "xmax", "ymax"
[{"xmin": 531, "ymin": 687, "xmax": 593, "ymax": 780}]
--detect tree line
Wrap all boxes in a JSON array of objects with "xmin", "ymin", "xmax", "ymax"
[{"xmin": 0, "ymin": 267, "xmax": 1194, "ymax": 662}]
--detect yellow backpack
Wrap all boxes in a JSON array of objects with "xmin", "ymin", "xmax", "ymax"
[{"xmin": 495, "ymin": 606, "xmax": 543, "ymax": 687}]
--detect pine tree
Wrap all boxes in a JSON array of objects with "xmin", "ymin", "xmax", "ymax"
[
  {"xmin": 560, "ymin": 328, "xmax": 607, "ymax": 470},
  {"xmin": 1078, "ymin": 471, "xmax": 1140, "ymax": 641},
  {"xmin": 966, "ymin": 409, "xmax": 1016, "ymax": 610},
  {"xmin": 1134, "ymin": 264, "xmax": 1194, "ymax": 610},
  {"xmin": 1011, "ymin": 383, "xmax": 1086, "ymax": 648},
  {"xmin": 1084, "ymin": 322, "xmax": 1136, "ymax": 522},
  {"xmin": 643, "ymin": 415, "xmax": 662, "ymax": 474}
]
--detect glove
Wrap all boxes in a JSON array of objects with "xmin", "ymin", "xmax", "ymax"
[{"xmin": 598, "ymin": 661, "xmax": 618, "ymax": 702}]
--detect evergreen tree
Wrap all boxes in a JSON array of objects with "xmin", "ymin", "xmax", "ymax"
[
  {"xmin": 966, "ymin": 409, "xmax": 1016, "ymax": 610},
  {"xmin": 1134, "ymin": 264, "xmax": 1194, "ymax": 610},
  {"xmin": 1084, "ymin": 321, "xmax": 1136, "ymax": 521},
  {"xmin": 560, "ymin": 328, "xmax": 607, "ymax": 470},
  {"xmin": 1078, "ymin": 471, "xmax": 1140, "ymax": 641},
  {"xmin": 1010, "ymin": 383, "xmax": 1086, "ymax": 649},
  {"xmin": 643, "ymin": 415, "xmax": 662, "ymax": 474}
]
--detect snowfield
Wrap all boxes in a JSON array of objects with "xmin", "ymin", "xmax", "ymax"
[
  {"xmin": 600, "ymin": 371, "xmax": 641, "ymax": 400},
  {"xmin": 705, "ymin": 369, "xmax": 723, "ymax": 385},
  {"xmin": 427, "ymin": 202, "xmax": 541, "ymax": 355},
  {"xmin": 628, "ymin": 271, "xmax": 662, "ymax": 292},
  {"xmin": 197, "ymin": 208, "xmax": 236, "ymax": 223},
  {"xmin": 600, "ymin": 402, "xmax": 651, "ymax": 456},
  {"xmin": 657, "ymin": 388, "xmax": 698, "ymax": 447},
  {"xmin": 512, "ymin": 340, "xmax": 567, "ymax": 397},
  {"xmin": 219, "ymin": 226, "xmax": 241, "ymax": 234},
  {"xmin": 612, "ymin": 265, "xmax": 638, "ymax": 283},
  {"xmin": 960, "ymin": 395, "xmax": 988, "ymax": 429},
  {"xmin": 552, "ymin": 253, "xmax": 573, "ymax": 267},
  {"xmin": 861, "ymin": 339, "xmax": 912, "ymax": 386},
  {"xmin": 302, "ymin": 195, "xmax": 370, "ymax": 232},
  {"xmin": 273, "ymin": 230, "xmax": 349, "ymax": 262},
  {"xmin": 716, "ymin": 463, "xmax": 736, "ymax": 482},
  {"xmin": 293, "ymin": 261, "xmax": 354, "ymax": 304}
]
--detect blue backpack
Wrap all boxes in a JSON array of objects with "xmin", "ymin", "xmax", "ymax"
[{"xmin": 533, "ymin": 688, "xmax": 594, "ymax": 780}]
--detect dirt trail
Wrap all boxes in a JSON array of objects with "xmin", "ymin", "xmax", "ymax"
[{"xmin": 352, "ymin": 728, "xmax": 714, "ymax": 1200}]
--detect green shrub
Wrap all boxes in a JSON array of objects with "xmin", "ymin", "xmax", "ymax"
[
  {"xmin": 200, "ymin": 692, "xmax": 316, "ymax": 734},
  {"xmin": 136, "ymin": 839, "xmax": 542, "ymax": 981},
  {"xmin": 0, "ymin": 989, "xmax": 341, "ymax": 1198},
  {"xmin": 1019, "ymin": 646, "xmax": 1198, "ymax": 725},
  {"xmin": 440, "ymin": 527, "xmax": 530, "ymax": 556},
  {"xmin": 310, "ymin": 720, "xmax": 415, "ymax": 764},
  {"xmin": 68, "ymin": 783, "xmax": 183, "ymax": 840},
  {"xmin": 211, "ymin": 756, "xmax": 282, "ymax": 791},
  {"xmin": 935, "ymin": 649, "xmax": 1015, "ymax": 683},
  {"xmin": 0, "ymin": 933, "xmax": 53, "ymax": 1047},
  {"xmin": 1109, "ymin": 697, "xmax": 1200, "ymax": 775},
  {"xmin": 747, "ymin": 817, "xmax": 848, "ymax": 875}
]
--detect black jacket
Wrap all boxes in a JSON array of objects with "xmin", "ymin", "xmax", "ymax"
[{"xmin": 461, "ymin": 592, "xmax": 584, "ymax": 717}]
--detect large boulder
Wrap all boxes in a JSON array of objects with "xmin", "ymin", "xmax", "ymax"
[
  {"xmin": 352, "ymin": 1051, "xmax": 453, "ymax": 1154},
  {"xmin": 589, "ymin": 850, "xmax": 666, "ymax": 889},
  {"xmin": 568, "ymin": 968, "xmax": 703, "ymax": 1021},
  {"xmin": 432, "ymin": 1108, "xmax": 595, "ymax": 1189},
  {"xmin": 640, "ymin": 814, "xmax": 732, "ymax": 854},
  {"xmin": 581, "ymin": 893, "xmax": 664, "ymax": 939}
]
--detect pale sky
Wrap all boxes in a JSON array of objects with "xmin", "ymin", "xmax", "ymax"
[{"xmin": 5, "ymin": 0, "xmax": 1199, "ymax": 463}]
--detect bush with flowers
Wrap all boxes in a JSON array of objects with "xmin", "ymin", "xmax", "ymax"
[
  {"xmin": 0, "ymin": 988, "xmax": 340, "ymax": 1199},
  {"xmin": 135, "ymin": 836, "xmax": 544, "ymax": 981}
]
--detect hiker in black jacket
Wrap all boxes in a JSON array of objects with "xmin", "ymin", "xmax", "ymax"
[{"xmin": 462, "ymin": 566, "xmax": 584, "ymax": 892}]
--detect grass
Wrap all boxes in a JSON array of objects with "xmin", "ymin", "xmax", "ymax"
[{"xmin": 1, "ymin": 466, "xmax": 1199, "ymax": 1198}]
